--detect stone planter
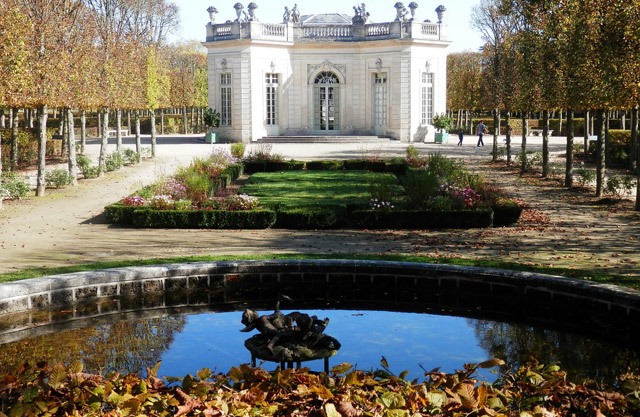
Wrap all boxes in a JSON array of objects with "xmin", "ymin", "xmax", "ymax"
[
  {"xmin": 435, "ymin": 132, "xmax": 449, "ymax": 144},
  {"xmin": 205, "ymin": 131, "xmax": 218, "ymax": 143}
]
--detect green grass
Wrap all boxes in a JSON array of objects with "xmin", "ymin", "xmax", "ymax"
[
  {"xmin": 240, "ymin": 170, "xmax": 403, "ymax": 208},
  {"xmin": 1, "ymin": 254, "xmax": 638, "ymax": 290}
]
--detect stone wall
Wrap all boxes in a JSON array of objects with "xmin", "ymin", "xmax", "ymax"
[{"xmin": 1, "ymin": 260, "xmax": 639, "ymax": 347}]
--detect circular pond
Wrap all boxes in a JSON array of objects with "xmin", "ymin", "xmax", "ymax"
[
  {"xmin": 1, "ymin": 306, "xmax": 638, "ymax": 384},
  {"xmin": 0, "ymin": 260, "xmax": 639, "ymax": 383}
]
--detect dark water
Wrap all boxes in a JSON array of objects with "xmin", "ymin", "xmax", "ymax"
[{"xmin": 1, "ymin": 308, "xmax": 638, "ymax": 384}]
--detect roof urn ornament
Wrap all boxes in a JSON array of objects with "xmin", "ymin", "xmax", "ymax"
[
  {"xmin": 247, "ymin": 2, "xmax": 258, "ymax": 21},
  {"xmin": 394, "ymin": 2, "xmax": 408, "ymax": 22},
  {"xmin": 435, "ymin": 5, "xmax": 446, "ymax": 23},
  {"xmin": 408, "ymin": 2, "xmax": 418, "ymax": 21},
  {"xmin": 207, "ymin": 6, "xmax": 218, "ymax": 24},
  {"xmin": 234, "ymin": 3, "xmax": 244, "ymax": 22}
]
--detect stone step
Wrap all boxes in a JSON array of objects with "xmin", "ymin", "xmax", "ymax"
[{"xmin": 256, "ymin": 135, "xmax": 393, "ymax": 143}]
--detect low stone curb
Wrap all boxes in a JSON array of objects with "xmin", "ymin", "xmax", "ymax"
[{"xmin": 1, "ymin": 260, "xmax": 639, "ymax": 346}]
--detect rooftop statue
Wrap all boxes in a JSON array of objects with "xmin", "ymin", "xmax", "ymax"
[
  {"xmin": 291, "ymin": 4, "xmax": 300, "ymax": 24},
  {"xmin": 352, "ymin": 3, "xmax": 370, "ymax": 24}
]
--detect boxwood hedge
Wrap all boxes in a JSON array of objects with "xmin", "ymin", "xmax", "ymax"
[
  {"xmin": 348, "ymin": 208, "xmax": 494, "ymax": 229},
  {"xmin": 273, "ymin": 207, "xmax": 345, "ymax": 229},
  {"xmin": 105, "ymin": 206, "xmax": 276, "ymax": 229},
  {"xmin": 106, "ymin": 204, "xmax": 510, "ymax": 229},
  {"xmin": 491, "ymin": 204, "xmax": 523, "ymax": 227}
]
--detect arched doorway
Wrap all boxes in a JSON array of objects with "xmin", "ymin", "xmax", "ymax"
[{"xmin": 313, "ymin": 71, "xmax": 340, "ymax": 132}]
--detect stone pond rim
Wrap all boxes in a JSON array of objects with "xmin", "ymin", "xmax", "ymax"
[{"xmin": 0, "ymin": 259, "xmax": 638, "ymax": 348}]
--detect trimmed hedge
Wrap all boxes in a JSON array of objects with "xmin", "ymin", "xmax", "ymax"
[
  {"xmin": 492, "ymin": 204, "xmax": 523, "ymax": 227},
  {"xmin": 104, "ymin": 204, "xmax": 136, "ymax": 224},
  {"xmin": 104, "ymin": 206, "xmax": 276, "ymax": 229},
  {"xmin": 244, "ymin": 159, "xmax": 409, "ymax": 174},
  {"xmin": 305, "ymin": 160, "xmax": 345, "ymax": 170},
  {"xmin": 243, "ymin": 160, "xmax": 305, "ymax": 173},
  {"xmin": 348, "ymin": 208, "xmax": 494, "ymax": 229},
  {"xmin": 273, "ymin": 207, "xmax": 345, "ymax": 229},
  {"xmin": 105, "ymin": 205, "xmax": 506, "ymax": 229}
]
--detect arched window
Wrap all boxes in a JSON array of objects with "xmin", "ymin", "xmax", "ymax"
[{"xmin": 314, "ymin": 71, "xmax": 339, "ymax": 84}]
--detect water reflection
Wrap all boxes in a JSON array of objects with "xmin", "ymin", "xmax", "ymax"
[
  {"xmin": 0, "ymin": 316, "xmax": 186, "ymax": 375},
  {"xmin": 470, "ymin": 319, "xmax": 640, "ymax": 383},
  {"xmin": 1, "ymin": 309, "xmax": 638, "ymax": 385}
]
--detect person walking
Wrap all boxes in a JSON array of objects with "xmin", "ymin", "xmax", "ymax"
[
  {"xmin": 457, "ymin": 128, "xmax": 464, "ymax": 146},
  {"xmin": 476, "ymin": 121, "xmax": 486, "ymax": 147}
]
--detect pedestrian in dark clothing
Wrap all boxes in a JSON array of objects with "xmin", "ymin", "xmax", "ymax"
[
  {"xmin": 457, "ymin": 129, "xmax": 464, "ymax": 146},
  {"xmin": 476, "ymin": 121, "xmax": 486, "ymax": 147}
]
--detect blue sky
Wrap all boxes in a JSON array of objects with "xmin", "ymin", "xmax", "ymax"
[{"xmin": 172, "ymin": 1, "xmax": 483, "ymax": 52}]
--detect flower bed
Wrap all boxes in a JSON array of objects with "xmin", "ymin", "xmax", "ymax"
[{"xmin": 105, "ymin": 147, "xmax": 523, "ymax": 229}]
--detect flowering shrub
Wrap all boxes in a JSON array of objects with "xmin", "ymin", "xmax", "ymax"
[
  {"xmin": 148, "ymin": 195, "xmax": 174, "ymax": 210},
  {"xmin": 156, "ymin": 178, "xmax": 188, "ymax": 200},
  {"xmin": 450, "ymin": 186, "xmax": 481, "ymax": 209},
  {"xmin": 369, "ymin": 198, "xmax": 394, "ymax": 212},
  {"xmin": 174, "ymin": 199, "xmax": 193, "ymax": 210},
  {"xmin": 219, "ymin": 194, "xmax": 260, "ymax": 211},
  {"xmin": 209, "ymin": 148, "xmax": 238, "ymax": 166},
  {"xmin": 122, "ymin": 195, "xmax": 145, "ymax": 206}
]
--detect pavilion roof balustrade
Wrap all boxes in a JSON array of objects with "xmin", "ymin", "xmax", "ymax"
[{"xmin": 205, "ymin": 20, "xmax": 446, "ymax": 43}]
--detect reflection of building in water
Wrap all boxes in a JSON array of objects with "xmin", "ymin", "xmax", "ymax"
[{"xmin": 203, "ymin": 3, "xmax": 450, "ymax": 143}]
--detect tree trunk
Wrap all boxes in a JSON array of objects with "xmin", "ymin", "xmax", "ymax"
[
  {"xmin": 605, "ymin": 112, "xmax": 611, "ymax": 166},
  {"xmin": 542, "ymin": 110, "xmax": 550, "ymax": 177},
  {"xmin": 60, "ymin": 110, "xmax": 67, "ymax": 157},
  {"xmin": 595, "ymin": 109, "xmax": 605, "ymax": 197},
  {"xmin": 80, "ymin": 110, "xmax": 87, "ymax": 154},
  {"xmin": 67, "ymin": 108, "xmax": 78, "ymax": 186},
  {"xmin": 558, "ymin": 109, "xmax": 563, "ymax": 136},
  {"xmin": 150, "ymin": 109, "xmax": 157, "ymax": 158},
  {"xmin": 36, "ymin": 104, "xmax": 48, "ymax": 197},
  {"xmin": 23, "ymin": 109, "xmax": 33, "ymax": 129},
  {"xmin": 0, "ymin": 131, "xmax": 3, "ymax": 209},
  {"xmin": 135, "ymin": 111, "xmax": 142, "ymax": 156},
  {"xmin": 10, "ymin": 107, "xmax": 19, "ymax": 171},
  {"xmin": 492, "ymin": 109, "xmax": 499, "ymax": 162},
  {"xmin": 583, "ymin": 110, "xmax": 590, "ymax": 163},
  {"xmin": 182, "ymin": 106, "xmax": 188, "ymax": 135},
  {"xmin": 0, "ymin": 109, "xmax": 4, "ymax": 128},
  {"xmin": 520, "ymin": 112, "xmax": 528, "ymax": 174},
  {"xmin": 630, "ymin": 106, "xmax": 638, "ymax": 172},
  {"xmin": 160, "ymin": 109, "xmax": 165, "ymax": 135},
  {"xmin": 98, "ymin": 108, "xmax": 109, "ymax": 175},
  {"xmin": 565, "ymin": 110, "xmax": 574, "ymax": 187},
  {"xmin": 116, "ymin": 108, "xmax": 123, "ymax": 151},
  {"xmin": 505, "ymin": 112, "xmax": 511, "ymax": 164}
]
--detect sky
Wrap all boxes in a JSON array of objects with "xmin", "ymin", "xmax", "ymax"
[{"xmin": 172, "ymin": 1, "xmax": 484, "ymax": 52}]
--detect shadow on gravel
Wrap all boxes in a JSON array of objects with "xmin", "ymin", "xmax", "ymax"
[{"xmin": 81, "ymin": 213, "xmax": 109, "ymax": 224}]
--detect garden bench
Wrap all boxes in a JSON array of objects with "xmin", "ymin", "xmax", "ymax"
[
  {"xmin": 107, "ymin": 128, "xmax": 129, "ymax": 137},
  {"xmin": 529, "ymin": 128, "xmax": 553, "ymax": 136}
]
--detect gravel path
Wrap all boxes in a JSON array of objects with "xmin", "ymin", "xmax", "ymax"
[{"xmin": 1, "ymin": 134, "xmax": 638, "ymax": 279}]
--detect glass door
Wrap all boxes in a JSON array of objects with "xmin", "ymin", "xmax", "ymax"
[{"xmin": 314, "ymin": 71, "xmax": 340, "ymax": 132}]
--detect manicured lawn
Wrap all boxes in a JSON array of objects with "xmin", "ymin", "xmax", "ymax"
[{"xmin": 240, "ymin": 170, "xmax": 403, "ymax": 208}]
